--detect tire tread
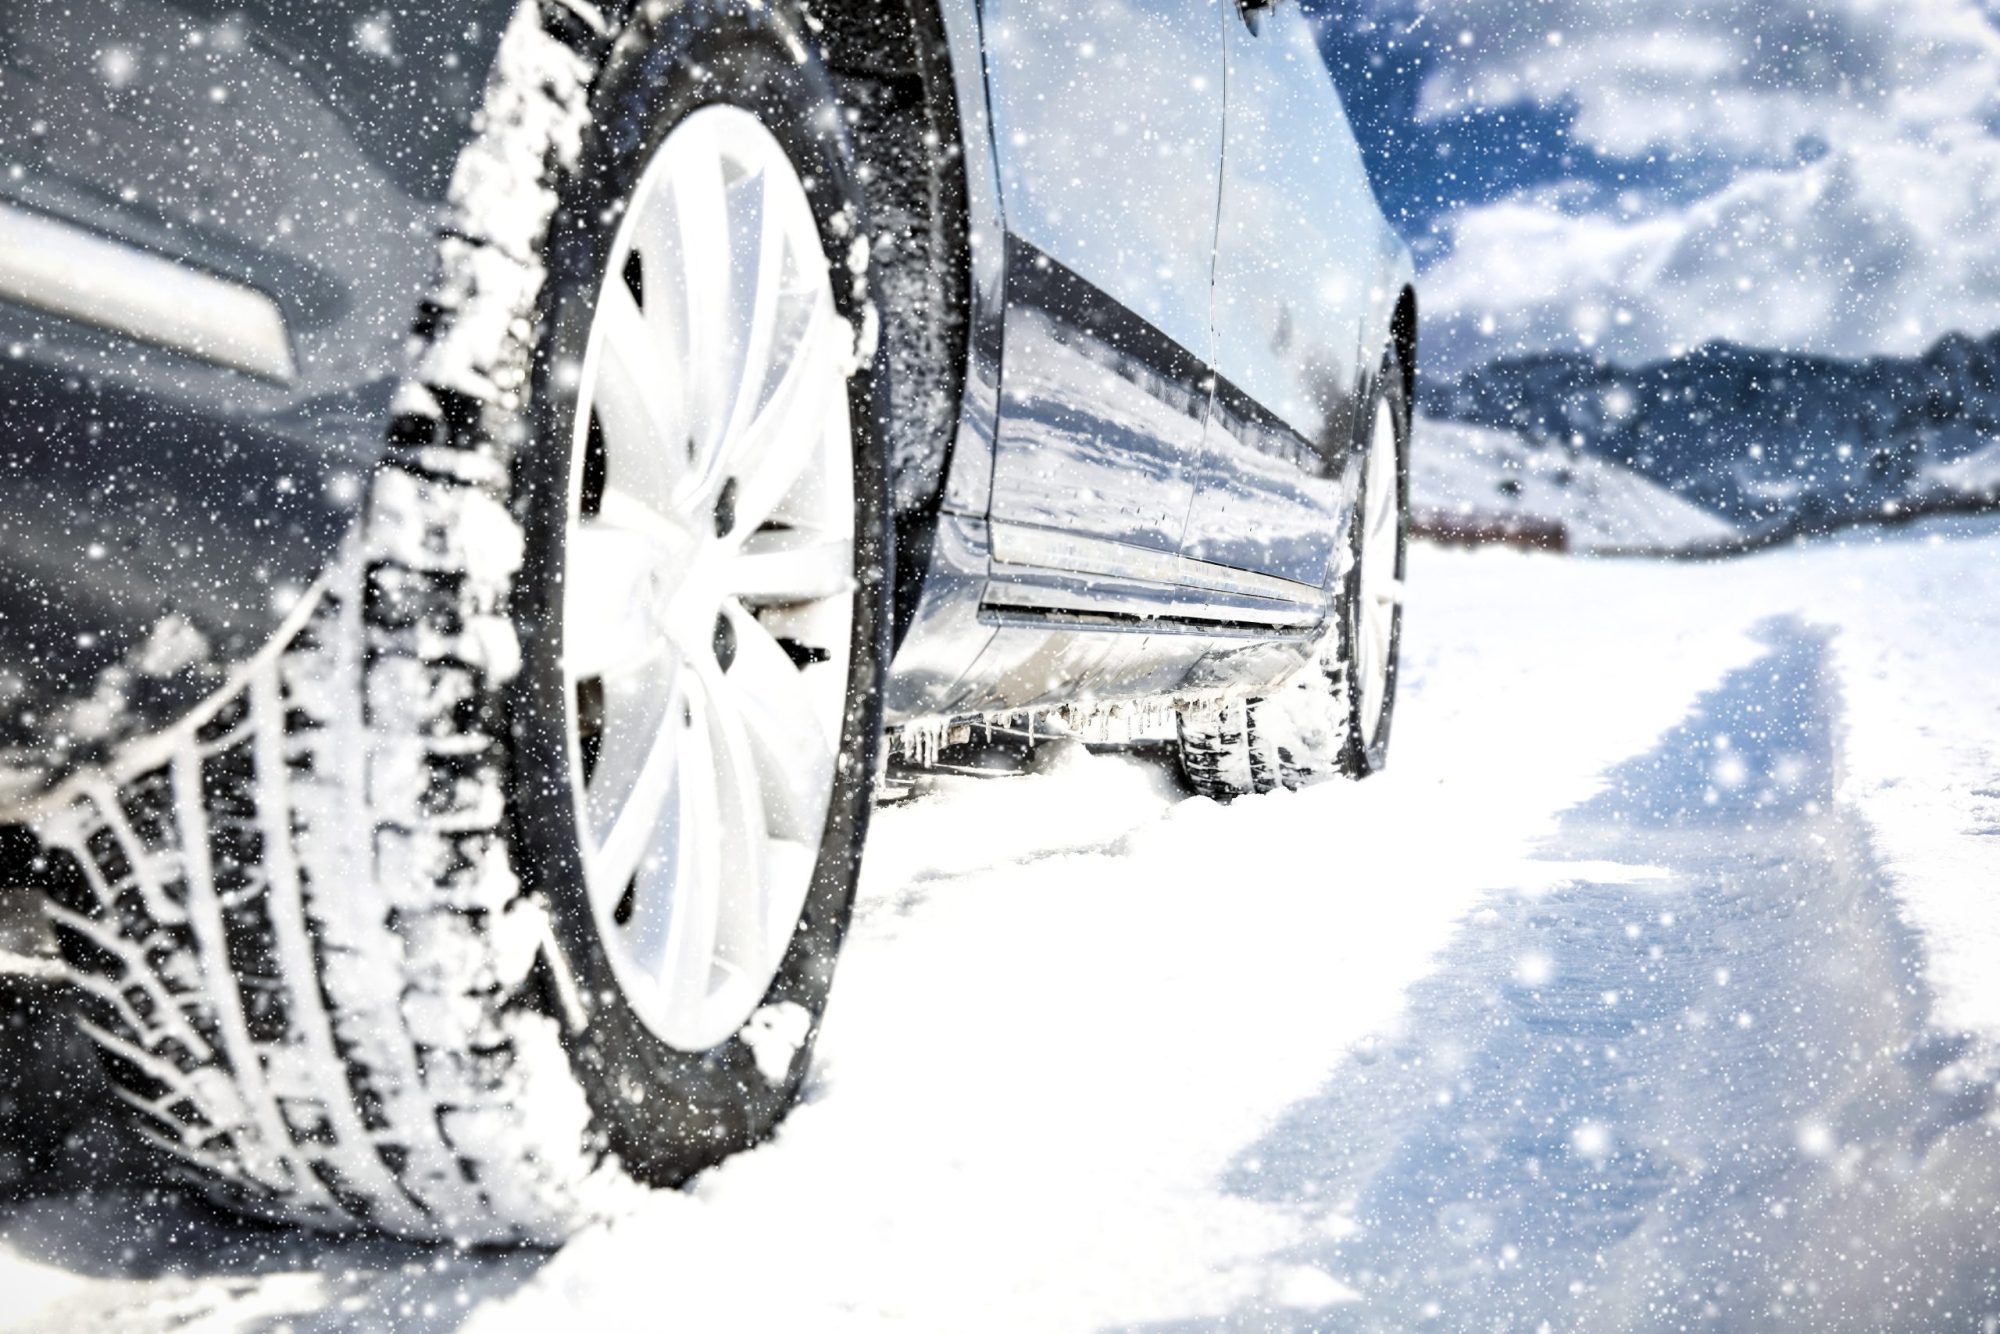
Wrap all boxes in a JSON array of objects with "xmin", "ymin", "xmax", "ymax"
[{"xmin": 36, "ymin": 0, "xmax": 628, "ymax": 1244}]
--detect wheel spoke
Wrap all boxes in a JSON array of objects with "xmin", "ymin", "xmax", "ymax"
[
  {"xmin": 724, "ymin": 527, "xmax": 855, "ymax": 605},
  {"xmin": 655, "ymin": 681, "xmax": 725, "ymax": 1009},
  {"xmin": 591, "ymin": 282, "xmax": 690, "ymax": 510},
  {"xmin": 1367, "ymin": 593, "xmax": 1395, "ymax": 643},
  {"xmin": 585, "ymin": 652, "xmax": 685, "ymax": 897},
  {"xmin": 663, "ymin": 118, "xmax": 737, "ymax": 463},
  {"xmin": 626, "ymin": 223, "xmax": 694, "ymax": 476},
  {"xmin": 1366, "ymin": 601, "xmax": 1389, "ymax": 664},
  {"xmin": 715, "ymin": 164, "xmax": 792, "ymax": 456},
  {"xmin": 656, "ymin": 672, "xmax": 770, "ymax": 1015},
  {"xmin": 715, "ymin": 601, "xmax": 837, "ymax": 843},
  {"xmin": 1364, "ymin": 407, "xmax": 1398, "ymax": 539},
  {"xmin": 598, "ymin": 483, "xmax": 692, "ymax": 547},
  {"xmin": 566, "ymin": 514, "xmax": 671, "ymax": 680},
  {"xmin": 1369, "ymin": 475, "xmax": 1398, "ymax": 542},
  {"xmin": 616, "ymin": 799, "xmax": 681, "ymax": 975},
  {"xmin": 1351, "ymin": 404, "xmax": 1402, "ymax": 746},
  {"xmin": 719, "ymin": 294, "xmax": 842, "ymax": 537},
  {"xmin": 693, "ymin": 659, "xmax": 779, "ymax": 977}
]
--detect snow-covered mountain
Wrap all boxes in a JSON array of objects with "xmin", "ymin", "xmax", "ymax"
[
  {"xmin": 1425, "ymin": 331, "xmax": 2000, "ymax": 542},
  {"xmin": 1412, "ymin": 416, "xmax": 1738, "ymax": 554}
]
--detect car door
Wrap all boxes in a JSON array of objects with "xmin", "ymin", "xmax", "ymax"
[
  {"xmin": 1183, "ymin": 0, "xmax": 1381, "ymax": 595},
  {"xmin": 977, "ymin": 0, "xmax": 1226, "ymax": 603}
]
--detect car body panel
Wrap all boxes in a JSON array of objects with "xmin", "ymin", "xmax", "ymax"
[
  {"xmin": 976, "ymin": 0, "xmax": 1225, "ymax": 363},
  {"xmin": 976, "ymin": 0, "xmax": 1224, "ymax": 567},
  {"xmin": 885, "ymin": 0, "xmax": 1412, "ymax": 724},
  {"xmin": 0, "ymin": 0, "xmax": 523, "ymax": 784},
  {"xmin": 986, "ymin": 239, "xmax": 1211, "ymax": 560},
  {"xmin": 1184, "ymin": 1, "xmax": 1395, "ymax": 588}
]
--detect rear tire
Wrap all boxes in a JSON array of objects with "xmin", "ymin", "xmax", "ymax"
[
  {"xmin": 1175, "ymin": 346, "xmax": 1410, "ymax": 798},
  {"xmin": 36, "ymin": 0, "xmax": 893, "ymax": 1244}
]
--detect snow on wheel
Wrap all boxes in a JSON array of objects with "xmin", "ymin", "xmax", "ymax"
[
  {"xmin": 1175, "ymin": 347, "xmax": 1410, "ymax": 797},
  {"xmin": 32, "ymin": 1, "xmax": 892, "ymax": 1244}
]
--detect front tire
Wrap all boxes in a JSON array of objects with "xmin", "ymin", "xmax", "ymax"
[
  {"xmin": 517, "ymin": 17, "xmax": 891, "ymax": 1193},
  {"xmin": 36, "ymin": 0, "xmax": 890, "ymax": 1244}
]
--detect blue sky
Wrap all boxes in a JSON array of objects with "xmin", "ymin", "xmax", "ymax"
[
  {"xmin": 1311, "ymin": 0, "xmax": 1753, "ymax": 255},
  {"xmin": 1307, "ymin": 0, "xmax": 2000, "ymax": 374}
]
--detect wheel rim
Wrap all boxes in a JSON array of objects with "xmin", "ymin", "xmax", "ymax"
[
  {"xmin": 1356, "ymin": 398, "xmax": 1401, "ymax": 747},
  {"xmin": 561, "ymin": 105, "xmax": 856, "ymax": 1052}
]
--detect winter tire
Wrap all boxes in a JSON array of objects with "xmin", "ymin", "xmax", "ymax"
[
  {"xmin": 1175, "ymin": 345, "xmax": 1410, "ymax": 797},
  {"xmin": 33, "ymin": 0, "xmax": 891, "ymax": 1244}
]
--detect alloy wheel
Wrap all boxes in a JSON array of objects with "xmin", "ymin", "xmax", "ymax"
[{"xmin": 561, "ymin": 105, "xmax": 856, "ymax": 1051}]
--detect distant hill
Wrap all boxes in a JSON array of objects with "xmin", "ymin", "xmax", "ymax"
[
  {"xmin": 1412, "ymin": 417, "xmax": 1740, "ymax": 555},
  {"xmin": 1426, "ymin": 332, "xmax": 2000, "ymax": 543}
]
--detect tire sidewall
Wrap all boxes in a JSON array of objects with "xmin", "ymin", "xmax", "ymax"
[{"xmin": 510, "ymin": 2, "xmax": 890, "ymax": 1182}]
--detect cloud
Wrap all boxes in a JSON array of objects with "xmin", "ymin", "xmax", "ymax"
[
  {"xmin": 1399, "ymin": 0, "xmax": 2000, "ymax": 371},
  {"xmin": 1412, "ymin": 0, "xmax": 2000, "ymax": 158},
  {"xmin": 1424, "ymin": 133, "xmax": 2000, "ymax": 372}
]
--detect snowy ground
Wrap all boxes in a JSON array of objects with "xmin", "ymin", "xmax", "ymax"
[{"xmin": 5, "ymin": 515, "xmax": 2000, "ymax": 1332}]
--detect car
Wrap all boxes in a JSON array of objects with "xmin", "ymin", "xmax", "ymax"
[{"xmin": 0, "ymin": 0, "xmax": 1414, "ymax": 1242}]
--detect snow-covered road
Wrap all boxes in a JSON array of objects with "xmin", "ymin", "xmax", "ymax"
[{"xmin": 6, "ymin": 517, "xmax": 2000, "ymax": 1332}]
